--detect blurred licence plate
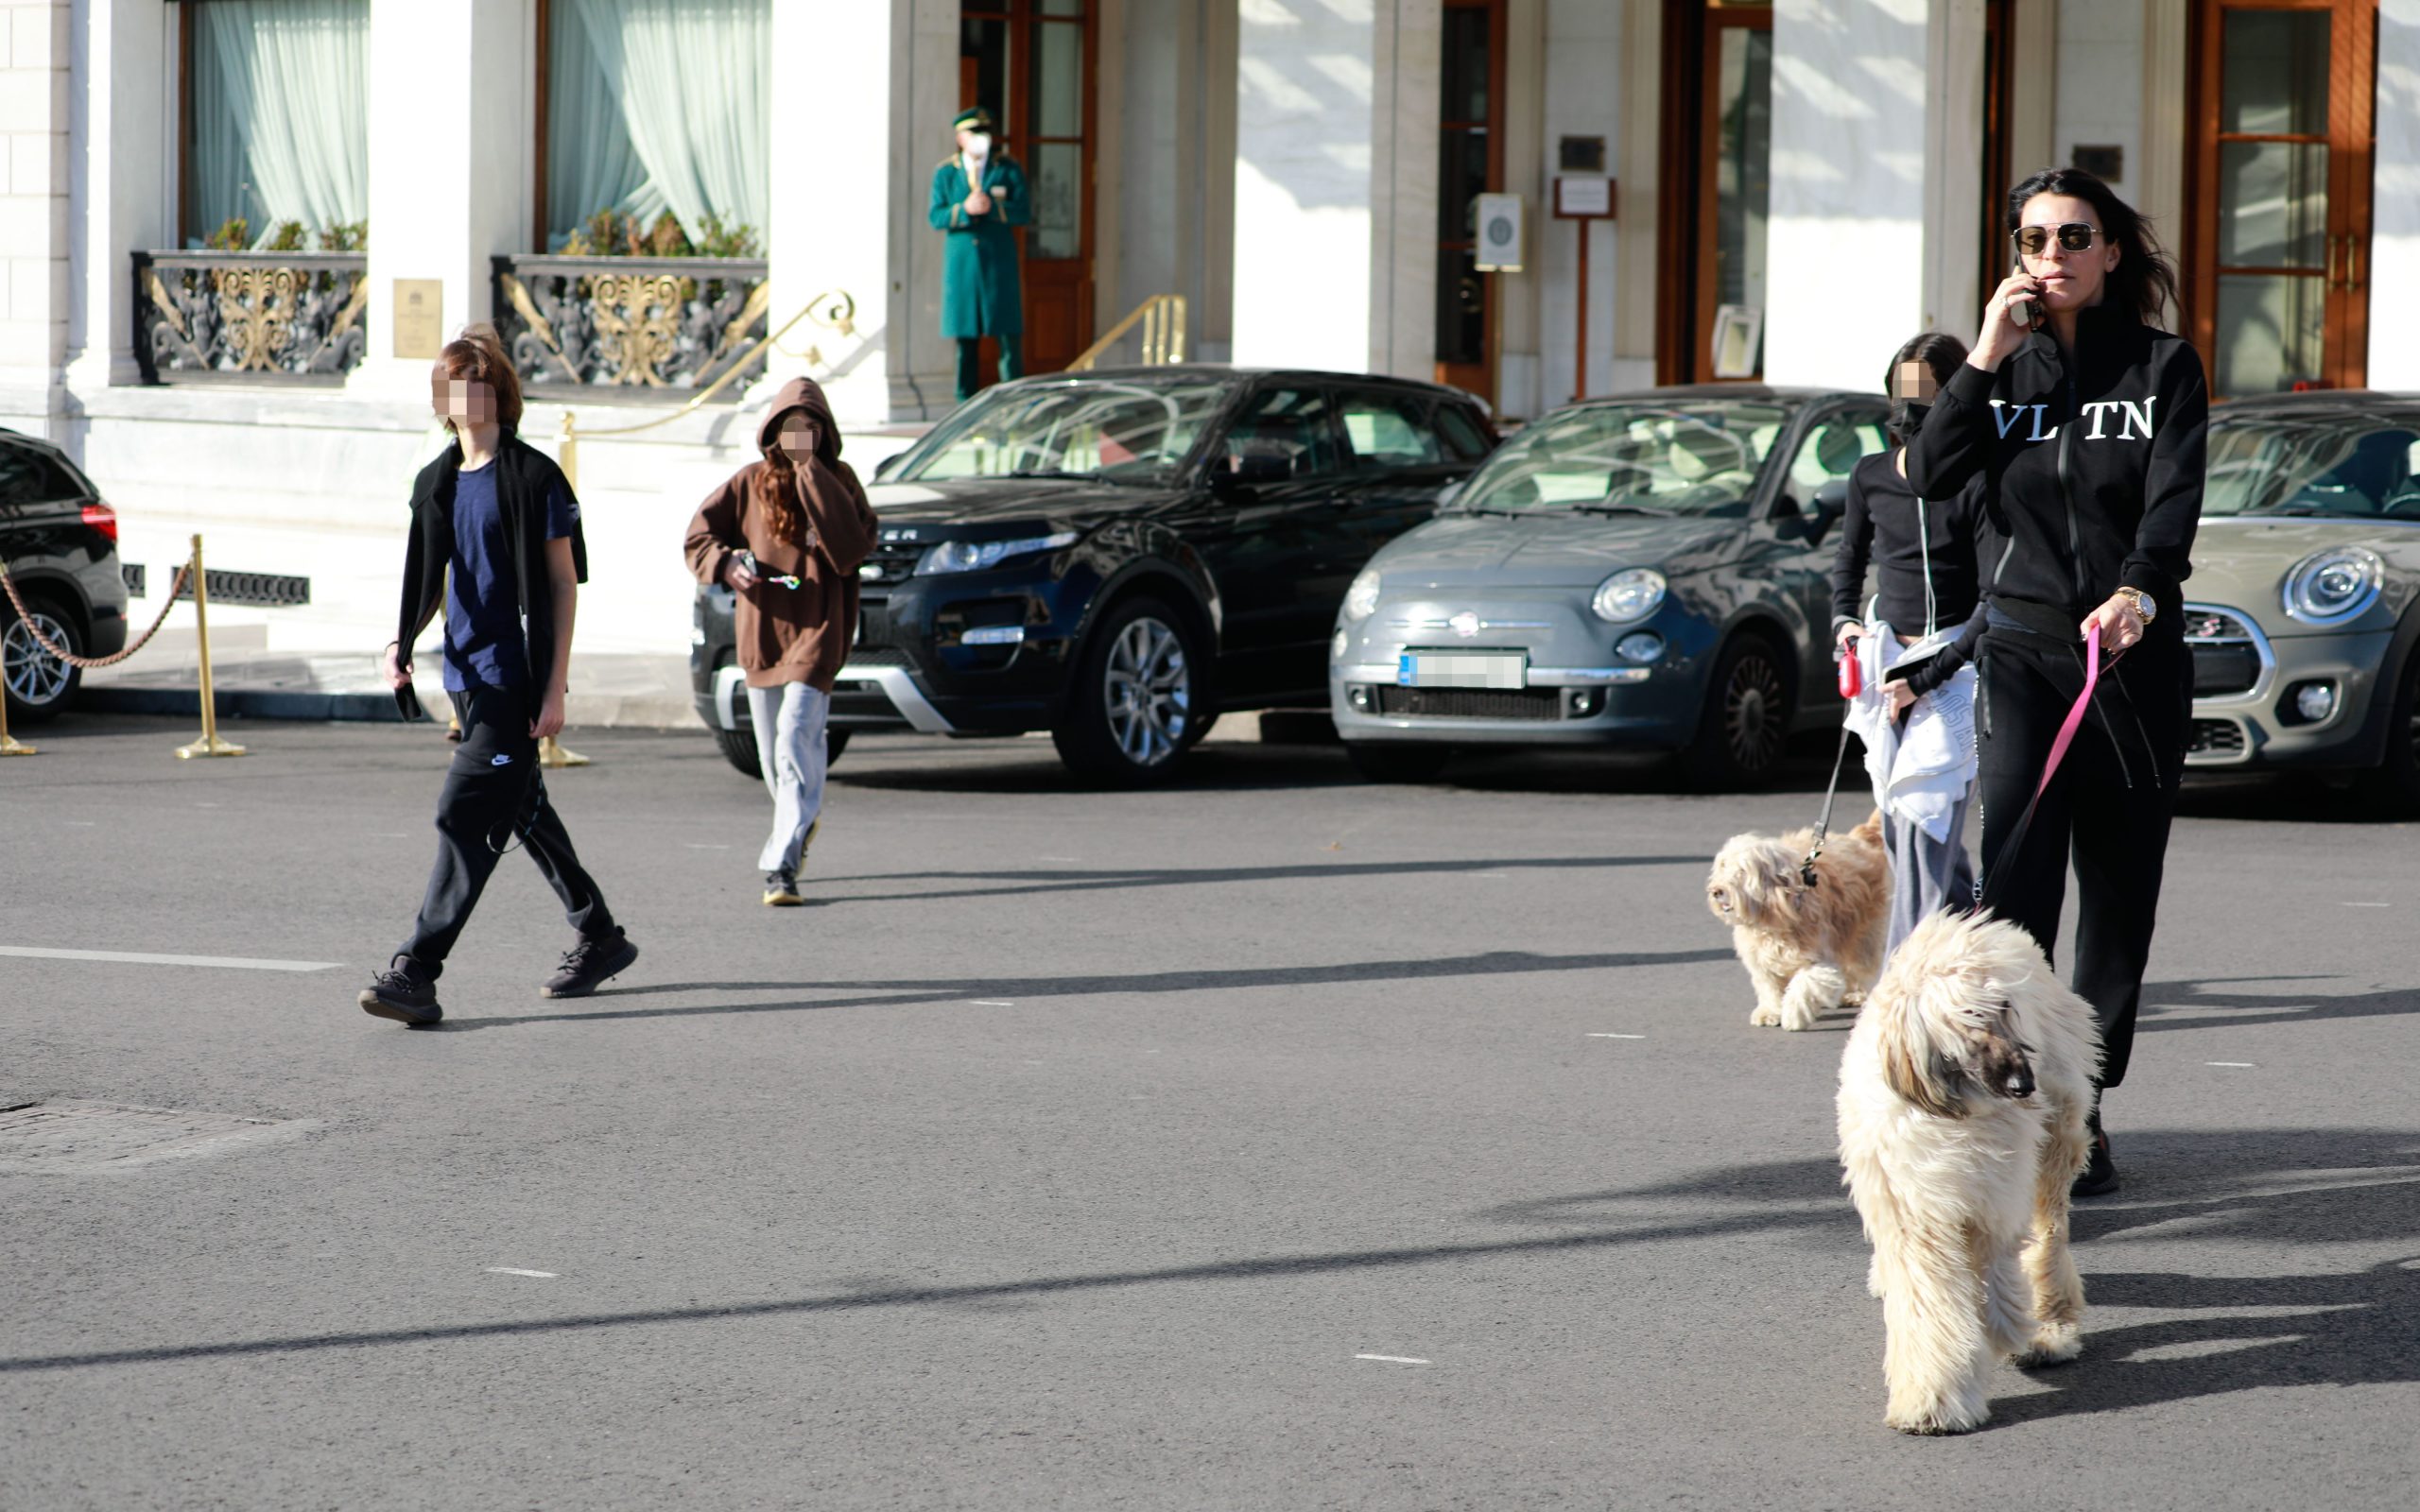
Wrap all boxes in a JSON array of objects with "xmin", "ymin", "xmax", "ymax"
[{"xmin": 1397, "ymin": 650, "xmax": 1527, "ymax": 689}]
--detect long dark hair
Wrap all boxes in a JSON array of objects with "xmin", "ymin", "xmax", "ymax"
[
  {"xmin": 2005, "ymin": 166, "xmax": 2178, "ymax": 328},
  {"xmin": 1883, "ymin": 331, "xmax": 1969, "ymax": 444},
  {"xmin": 433, "ymin": 325, "xmax": 525, "ymax": 435}
]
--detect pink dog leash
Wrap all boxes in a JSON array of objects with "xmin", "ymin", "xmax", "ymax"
[{"xmin": 1974, "ymin": 633, "xmax": 2102, "ymax": 913}]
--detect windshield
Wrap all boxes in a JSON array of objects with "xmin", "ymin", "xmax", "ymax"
[
  {"xmin": 2204, "ymin": 415, "xmax": 2420, "ymax": 519},
  {"xmin": 895, "ymin": 380, "xmax": 1236, "ymax": 484},
  {"xmin": 1453, "ymin": 401, "xmax": 1792, "ymax": 516}
]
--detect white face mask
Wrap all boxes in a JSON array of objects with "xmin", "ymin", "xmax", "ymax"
[{"xmin": 965, "ymin": 132, "xmax": 993, "ymax": 158}]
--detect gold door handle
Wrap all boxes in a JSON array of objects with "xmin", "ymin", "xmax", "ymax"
[
  {"xmin": 2348, "ymin": 236, "xmax": 2364, "ymax": 293},
  {"xmin": 2327, "ymin": 235, "xmax": 2344, "ymax": 290}
]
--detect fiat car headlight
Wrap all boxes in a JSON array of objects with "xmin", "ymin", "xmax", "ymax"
[
  {"xmin": 1342, "ymin": 567, "xmax": 1382, "ymax": 623},
  {"xmin": 2282, "ymin": 546, "xmax": 2383, "ymax": 627},
  {"xmin": 1591, "ymin": 568, "xmax": 1668, "ymax": 625},
  {"xmin": 916, "ymin": 532, "xmax": 1079, "ymax": 576}
]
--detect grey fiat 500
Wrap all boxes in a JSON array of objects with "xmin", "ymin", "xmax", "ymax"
[
  {"xmin": 2183, "ymin": 391, "xmax": 2420, "ymax": 809},
  {"xmin": 1328, "ymin": 386, "xmax": 1891, "ymax": 785}
]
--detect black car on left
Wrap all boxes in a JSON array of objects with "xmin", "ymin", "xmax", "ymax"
[
  {"xmin": 1, "ymin": 426, "xmax": 129, "ymax": 724},
  {"xmin": 692, "ymin": 367, "xmax": 1496, "ymax": 782}
]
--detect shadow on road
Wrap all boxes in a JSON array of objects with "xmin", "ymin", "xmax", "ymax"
[
  {"xmin": 800, "ymin": 851, "xmax": 1703, "ymax": 908},
  {"xmin": 11, "ymin": 1127, "xmax": 2411, "ymax": 1400},
  {"xmin": 2137, "ymin": 975, "xmax": 2420, "ymax": 1034},
  {"xmin": 442, "ymin": 945, "xmax": 1737, "ymax": 1031}
]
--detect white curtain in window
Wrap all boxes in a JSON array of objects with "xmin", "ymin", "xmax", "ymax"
[
  {"xmin": 191, "ymin": 0, "xmax": 371, "ymax": 245},
  {"xmin": 546, "ymin": 0, "xmax": 770, "ymax": 249}
]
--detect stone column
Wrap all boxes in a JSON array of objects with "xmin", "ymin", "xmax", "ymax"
[
  {"xmin": 0, "ymin": 0, "xmax": 71, "ymax": 438},
  {"xmin": 346, "ymin": 0, "xmax": 529, "ymax": 399},
  {"xmin": 1230, "ymin": 0, "xmax": 1438, "ymax": 378},
  {"xmin": 63, "ymin": 0, "xmax": 173, "ymax": 399},
  {"xmin": 2371, "ymin": 1, "xmax": 2420, "ymax": 389}
]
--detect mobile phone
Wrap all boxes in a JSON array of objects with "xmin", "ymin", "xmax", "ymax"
[{"xmin": 2008, "ymin": 262, "xmax": 2046, "ymax": 333}]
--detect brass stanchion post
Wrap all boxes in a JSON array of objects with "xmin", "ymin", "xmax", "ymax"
[
  {"xmin": 538, "ymin": 733, "xmax": 589, "ymax": 768},
  {"xmin": 0, "ymin": 670, "xmax": 33, "ymax": 756},
  {"xmin": 175, "ymin": 533, "xmax": 247, "ymax": 759}
]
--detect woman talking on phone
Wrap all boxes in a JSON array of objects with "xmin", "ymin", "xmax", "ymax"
[{"xmin": 1905, "ymin": 167, "xmax": 2205, "ymax": 1197}]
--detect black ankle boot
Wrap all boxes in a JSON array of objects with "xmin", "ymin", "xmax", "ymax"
[{"xmin": 2071, "ymin": 1107, "xmax": 2119, "ymax": 1197}]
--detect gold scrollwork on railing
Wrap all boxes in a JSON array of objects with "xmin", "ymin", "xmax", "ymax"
[
  {"xmin": 583, "ymin": 271, "xmax": 687, "ymax": 387},
  {"xmin": 215, "ymin": 265, "xmax": 306, "ymax": 371}
]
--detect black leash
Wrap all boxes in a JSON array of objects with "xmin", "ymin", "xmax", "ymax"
[{"xmin": 1798, "ymin": 719, "xmax": 1858, "ymax": 888}]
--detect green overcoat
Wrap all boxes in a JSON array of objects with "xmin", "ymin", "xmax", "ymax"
[{"xmin": 928, "ymin": 154, "xmax": 1030, "ymax": 338}]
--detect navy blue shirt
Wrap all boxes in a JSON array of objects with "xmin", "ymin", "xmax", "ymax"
[{"xmin": 441, "ymin": 462, "xmax": 578, "ymax": 692}]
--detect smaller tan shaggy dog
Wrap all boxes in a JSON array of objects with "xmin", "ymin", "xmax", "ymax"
[
  {"xmin": 1837, "ymin": 908, "xmax": 2103, "ymax": 1435},
  {"xmin": 1704, "ymin": 810, "xmax": 1889, "ymax": 1030}
]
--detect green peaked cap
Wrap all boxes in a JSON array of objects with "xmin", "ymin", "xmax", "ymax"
[{"xmin": 952, "ymin": 105, "xmax": 995, "ymax": 133}]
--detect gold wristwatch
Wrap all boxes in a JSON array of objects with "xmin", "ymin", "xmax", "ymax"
[{"xmin": 2115, "ymin": 587, "xmax": 2155, "ymax": 624}]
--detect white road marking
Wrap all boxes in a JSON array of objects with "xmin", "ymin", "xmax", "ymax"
[
  {"xmin": 2206, "ymin": 1061, "xmax": 2256, "ymax": 1068},
  {"xmin": 65, "ymin": 821, "xmax": 95, "ymax": 827},
  {"xmin": 684, "ymin": 843, "xmax": 732, "ymax": 850},
  {"xmin": 1036, "ymin": 854, "xmax": 1079, "ymax": 862},
  {"xmin": 484, "ymin": 1267, "xmax": 558, "ymax": 1278},
  {"xmin": 1355, "ymin": 1354, "xmax": 1431, "ymax": 1365},
  {"xmin": 2342, "ymin": 902, "xmax": 2390, "ymax": 908},
  {"xmin": 971, "ymin": 999, "xmax": 1014, "ymax": 1006},
  {"xmin": 1587, "ymin": 1033, "xmax": 1647, "ymax": 1040},
  {"xmin": 0, "ymin": 946, "xmax": 340, "ymax": 972},
  {"xmin": 371, "ymin": 832, "xmax": 409, "ymax": 838},
  {"xmin": 1472, "ymin": 872, "xmax": 1510, "ymax": 879}
]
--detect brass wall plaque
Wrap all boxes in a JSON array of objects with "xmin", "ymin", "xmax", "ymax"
[{"xmin": 392, "ymin": 279, "xmax": 444, "ymax": 360}]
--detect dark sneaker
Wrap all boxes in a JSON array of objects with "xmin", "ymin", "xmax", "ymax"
[
  {"xmin": 763, "ymin": 870, "xmax": 804, "ymax": 907},
  {"xmin": 540, "ymin": 932, "xmax": 639, "ymax": 999},
  {"xmin": 359, "ymin": 955, "xmax": 442, "ymax": 1026},
  {"xmin": 2071, "ymin": 1109, "xmax": 2119, "ymax": 1197}
]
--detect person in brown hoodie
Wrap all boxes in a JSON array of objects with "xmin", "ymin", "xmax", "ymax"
[{"xmin": 684, "ymin": 377, "xmax": 879, "ymax": 905}]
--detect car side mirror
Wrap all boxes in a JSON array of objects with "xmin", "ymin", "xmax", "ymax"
[
  {"xmin": 873, "ymin": 452, "xmax": 904, "ymax": 480},
  {"xmin": 1796, "ymin": 478, "xmax": 1849, "ymax": 545},
  {"xmin": 1436, "ymin": 480, "xmax": 1465, "ymax": 508}
]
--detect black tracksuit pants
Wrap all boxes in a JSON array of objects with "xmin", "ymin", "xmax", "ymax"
[
  {"xmin": 1975, "ymin": 625, "xmax": 2191, "ymax": 1091},
  {"xmin": 400, "ymin": 684, "xmax": 617, "ymax": 976}
]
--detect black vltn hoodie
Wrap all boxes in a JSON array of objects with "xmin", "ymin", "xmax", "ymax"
[{"xmin": 1903, "ymin": 303, "xmax": 2206, "ymax": 644}]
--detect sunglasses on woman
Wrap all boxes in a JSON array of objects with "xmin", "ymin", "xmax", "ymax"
[{"xmin": 2013, "ymin": 223, "xmax": 2102, "ymax": 257}]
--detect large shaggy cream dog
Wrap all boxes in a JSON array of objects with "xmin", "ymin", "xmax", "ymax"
[
  {"xmin": 1837, "ymin": 909, "xmax": 2103, "ymax": 1435},
  {"xmin": 1704, "ymin": 810, "xmax": 1888, "ymax": 1030}
]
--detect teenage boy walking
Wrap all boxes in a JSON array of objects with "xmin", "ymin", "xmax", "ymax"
[{"xmin": 360, "ymin": 328, "xmax": 637, "ymax": 1025}]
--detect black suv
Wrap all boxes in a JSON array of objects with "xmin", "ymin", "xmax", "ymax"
[
  {"xmin": 693, "ymin": 367, "xmax": 1495, "ymax": 782},
  {"xmin": 1, "ymin": 428, "xmax": 128, "ymax": 722}
]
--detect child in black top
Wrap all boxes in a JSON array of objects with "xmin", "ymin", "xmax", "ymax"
[{"xmin": 1829, "ymin": 332, "xmax": 1985, "ymax": 953}]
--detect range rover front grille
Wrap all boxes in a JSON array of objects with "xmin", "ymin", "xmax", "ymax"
[
  {"xmin": 2187, "ymin": 718, "xmax": 2248, "ymax": 761},
  {"xmin": 858, "ymin": 539, "xmax": 927, "ymax": 584}
]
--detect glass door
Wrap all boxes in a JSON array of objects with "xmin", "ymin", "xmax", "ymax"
[
  {"xmin": 2191, "ymin": 0, "xmax": 2376, "ymax": 395},
  {"xmin": 960, "ymin": 1, "xmax": 1096, "ymax": 376},
  {"xmin": 1655, "ymin": 2, "xmax": 1772, "ymax": 385}
]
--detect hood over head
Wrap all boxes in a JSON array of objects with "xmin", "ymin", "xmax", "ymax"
[{"xmin": 758, "ymin": 376, "xmax": 843, "ymax": 469}]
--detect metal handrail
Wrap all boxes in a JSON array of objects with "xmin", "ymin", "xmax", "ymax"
[
  {"xmin": 552, "ymin": 287, "xmax": 858, "ymax": 489},
  {"xmin": 1066, "ymin": 294, "xmax": 1187, "ymax": 371}
]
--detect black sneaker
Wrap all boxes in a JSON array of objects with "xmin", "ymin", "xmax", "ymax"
[
  {"xmin": 2071, "ymin": 1108, "xmax": 2119, "ymax": 1197},
  {"xmin": 763, "ymin": 870, "xmax": 804, "ymax": 907},
  {"xmin": 359, "ymin": 955, "xmax": 442, "ymax": 1026},
  {"xmin": 540, "ymin": 932, "xmax": 639, "ymax": 999}
]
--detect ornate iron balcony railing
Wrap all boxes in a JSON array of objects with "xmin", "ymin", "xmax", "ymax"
[
  {"xmin": 493, "ymin": 254, "xmax": 771, "ymax": 395},
  {"xmin": 133, "ymin": 250, "xmax": 371, "ymax": 385}
]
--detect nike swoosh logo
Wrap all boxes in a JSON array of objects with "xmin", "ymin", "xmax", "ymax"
[{"xmin": 491, "ymin": 754, "xmax": 512, "ymax": 765}]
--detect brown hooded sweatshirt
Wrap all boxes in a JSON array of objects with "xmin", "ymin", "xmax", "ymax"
[{"xmin": 684, "ymin": 377, "xmax": 880, "ymax": 693}]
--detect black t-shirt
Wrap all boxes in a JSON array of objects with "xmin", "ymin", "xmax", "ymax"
[{"xmin": 1829, "ymin": 450, "xmax": 1982, "ymax": 638}]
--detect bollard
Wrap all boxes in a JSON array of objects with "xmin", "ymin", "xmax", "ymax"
[
  {"xmin": 539, "ymin": 734, "xmax": 589, "ymax": 768},
  {"xmin": 0, "ymin": 677, "xmax": 32, "ymax": 756},
  {"xmin": 557, "ymin": 410, "xmax": 579, "ymax": 492},
  {"xmin": 174, "ymin": 534, "xmax": 247, "ymax": 760}
]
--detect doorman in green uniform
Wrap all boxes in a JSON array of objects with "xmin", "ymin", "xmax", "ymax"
[{"xmin": 928, "ymin": 105, "xmax": 1030, "ymax": 402}]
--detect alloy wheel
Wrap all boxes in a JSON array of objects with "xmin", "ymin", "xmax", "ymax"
[
  {"xmin": 1102, "ymin": 615, "xmax": 1191, "ymax": 766},
  {"xmin": 2, "ymin": 611, "xmax": 74, "ymax": 706},
  {"xmin": 1723, "ymin": 649, "xmax": 1787, "ymax": 774}
]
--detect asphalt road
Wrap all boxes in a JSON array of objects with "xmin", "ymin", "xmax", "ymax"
[{"xmin": 4, "ymin": 711, "xmax": 2416, "ymax": 1510}]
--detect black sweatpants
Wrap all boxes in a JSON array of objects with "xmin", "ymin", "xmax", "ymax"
[
  {"xmin": 399, "ymin": 685, "xmax": 617, "ymax": 976},
  {"xmin": 1975, "ymin": 626, "xmax": 2191, "ymax": 1090}
]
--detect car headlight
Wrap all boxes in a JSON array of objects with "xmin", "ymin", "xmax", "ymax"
[
  {"xmin": 1342, "ymin": 567, "xmax": 1382, "ymax": 623},
  {"xmin": 2281, "ymin": 546, "xmax": 2384, "ymax": 626},
  {"xmin": 915, "ymin": 532, "xmax": 1079, "ymax": 576},
  {"xmin": 1591, "ymin": 568, "xmax": 1667, "ymax": 625}
]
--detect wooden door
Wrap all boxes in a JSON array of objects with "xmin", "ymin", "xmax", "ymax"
[
  {"xmin": 1435, "ymin": 0, "xmax": 1506, "ymax": 404},
  {"xmin": 1655, "ymin": 2, "xmax": 1773, "ymax": 385},
  {"xmin": 2188, "ymin": 0, "xmax": 2376, "ymax": 395},
  {"xmin": 960, "ymin": 1, "xmax": 1098, "ymax": 378}
]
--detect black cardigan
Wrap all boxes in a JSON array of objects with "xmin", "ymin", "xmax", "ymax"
[
  {"xmin": 1828, "ymin": 451, "xmax": 1982, "ymax": 638},
  {"xmin": 397, "ymin": 430, "xmax": 589, "ymax": 693}
]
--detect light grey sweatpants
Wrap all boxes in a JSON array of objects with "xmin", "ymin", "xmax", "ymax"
[
  {"xmin": 745, "ymin": 681, "xmax": 830, "ymax": 874},
  {"xmin": 1885, "ymin": 790, "xmax": 1977, "ymax": 956}
]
